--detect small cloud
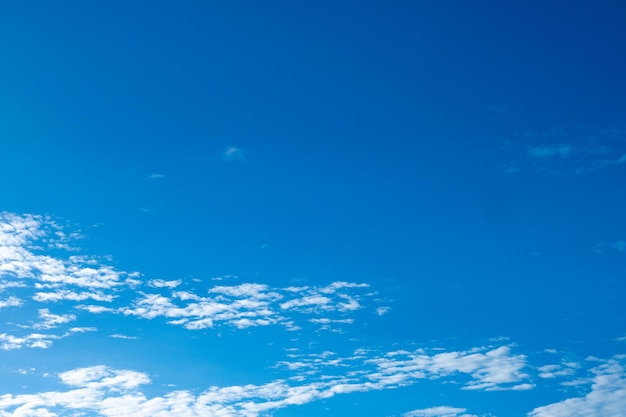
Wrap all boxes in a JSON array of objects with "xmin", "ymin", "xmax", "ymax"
[
  {"xmin": 148, "ymin": 279, "xmax": 182, "ymax": 289},
  {"xmin": 110, "ymin": 334, "xmax": 138, "ymax": 340},
  {"xmin": 221, "ymin": 146, "xmax": 245, "ymax": 161},
  {"xmin": 376, "ymin": 306, "xmax": 390, "ymax": 316},
  {"xmin": 528, "ymin": 144, "xmax": 572, "ymax": 159},
  {"xmin": 403, "ymin": 406, "xmax": 475, "ymax": 417},
  {"xmin": 66, "ymin": 327, "xmax": 97, "ymax": 335},
  {"xmin": 147, "ymin": 173, "xmax": 166, "ymax": 180}
]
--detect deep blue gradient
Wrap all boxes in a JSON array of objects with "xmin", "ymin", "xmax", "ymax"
[{"xmin": 1, "ymin": 2, "xmax": 626, "ymax": 416}]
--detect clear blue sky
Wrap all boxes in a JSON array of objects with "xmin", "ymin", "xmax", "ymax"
[{"xmin": 1, "ymin": 1, "xmax": 626, "ymax": 416}]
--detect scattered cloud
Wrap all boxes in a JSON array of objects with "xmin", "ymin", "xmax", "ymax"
[
  {"xmin": 593, "ymin": 240, "xmax": 626, "ymax": 254},
  {"xmin": 0, "ymin": 213, "xmax": 378, "ymax": 348},
  {"xmin": 277, "ymin": 344, "xmax": 533, "ymax": 392},
  {"xmin": 612, "ymin": 241, "xmax": 626, "ymax": 252},
  {"xmin": 2, "ymin": 211, "xmax": 623, "ymax": 417},
  {"xmin": 529, "ymin": 356, "xmax": 626, "ymax": 417},
  {"xmin": 528, "ymin": 144, "xmax": 572, "ymax": 159},
  {"xmin": 121, "ymin": 281, "xmax": 370, "ymax": 331},
  {"xmin": 0, "ymin": 344, "xmax": 531, "ymax": 417},
  {"xmin": 537, "ymin": 361, "xmax": 581, "ymax": 379},
  {"xmin": 502, "ymin": 125, "xmax": 626, "ymax": 175}
]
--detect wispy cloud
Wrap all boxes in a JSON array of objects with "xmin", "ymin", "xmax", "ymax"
[
  {"xmin": 110, "ymin": 334, "xmax": 138, "ymax": 340},
  {"xmin": 403, "ymin": 406, "xmax": 478, "ymax": 417},
  {"xmin": 0, "ymin": 344, "xmax": 531, "ymax": 416},
  {"xmin": 147, "ymin": 173, "xmax": 166, "ymax": 179},
  {"xmin": 502, "ymin": 125, "xmax": 626, "ymax": 175},
  {"xmin": 221, "ymin": 146, "xmax": 245, "ymax": 161},
  {"xmin": 528, "ymin": 144, "xmax": 572, "ymax": 159},
  {"xmin": 277, "ymin": 344, "xmax": 533, "ymax": 392}
]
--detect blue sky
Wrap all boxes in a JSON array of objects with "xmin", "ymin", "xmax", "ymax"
[{"xmin": 1, "ymin": 1, "xmax": 626, "ymax": 416}]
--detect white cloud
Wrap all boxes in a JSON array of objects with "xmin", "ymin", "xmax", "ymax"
[
  {"xmin": 59, "ymin": 365, "xmax": 150, "ymax": 389},
  {"xmin": 221, "ymin": 146, "xmax": 245, "ymax": 160},
  {"xmin": 32, "ymin": 308, "xmax": 76, "ymax": 330},
  {"xmin": 0, "ymin": 213, "xmax": 131, "ymax": 290},
  {"xmin": 0, "ymin": 333, "xmax": 60, "ymax": 350},
  {"xmin": 278, "ymin": 345, "xmax": 533, "ymax": 393},
  {"xmin": 403, "ymin": 406, "xmax": 477, "ymax": 417},
  {"xmin": 110, "ymin": 334, "xmax": 138, "ymax": 340},
  {"xmin": 529, "ymin": 356, "xmax": 626, "ymax": 417},
  {"xmin": 376, "ymin": 306, "xmax": 390, "ymax": 316},
  {"xmin": 537, "ymin": 361, "xmax": 580, "ymax": 379},
  {"xmin": 0, "ymin": 296, "xmax": 22, "ymax": 309},
  {"xmin": 148, "ymin": 279, "xmax": 182, "ymax": 289},
  {"xmin": 76, "ymin": 304, "xmax": 115, "ymax": 314},
  {"xmin": 68, "ymin": 327, "xmax": 97, "ymax": 333},
  {"xmin": 122, "ymin": 281, "xmax": 371, "ymax": 331},
  {"xmin": 33, "ymin": 289, "xmax": 115, "ymax": 302},
  {"xmin": 0, "ymin": 345, "xmax": 529, "ymax": 417},
  {"xmin": 1, "ymin": 213, "xmax": 375, "ymax": 343},
  {"xmin": 280, "ymin": 295, "xmax": 332, "ymax": 310}
]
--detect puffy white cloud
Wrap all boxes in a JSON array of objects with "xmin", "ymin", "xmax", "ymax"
[
  {"xmin": 0, "ymin": 333, "xmax": 59, "ymax": 350},
  {"xmin": 0, "ymin": 296, "xmax": 22, "ymax": 309},
  {"xmin": 148, "ymin": 279, "xmax": 182, "ymax": 289},
  {"xmin": 32, "ymin": 308, "xmax": 76, "ymax": 330}
]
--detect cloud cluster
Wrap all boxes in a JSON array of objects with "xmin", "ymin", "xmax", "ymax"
[
  {"xmin": 119, "ymin": 280, "xmax": 370, "ymax": 331},
  {"xmin": 0, "ymin": 344, "xmax": 530, "ymax": 417},
  {"xmin": 278, "ymin": 345, "xmax": 533, "ymax": 392},
  {"xmin": 529, "ymin": 356, "xmax": 626, "ymax": 417},
  {"xmin": 3, "ymin": 211, "xmax": 625, "ymax": 417},
  {"xmin": 0, "ymin": 213, "xmax": 376, "ymax": 349}
]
